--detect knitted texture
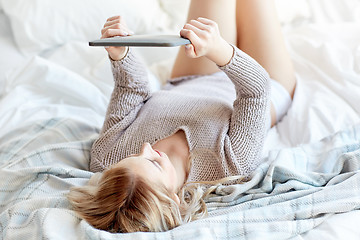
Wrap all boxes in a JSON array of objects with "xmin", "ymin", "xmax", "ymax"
[{"xmin": 90, "ymin": 46, "xmax": 271, "ymax": 182}]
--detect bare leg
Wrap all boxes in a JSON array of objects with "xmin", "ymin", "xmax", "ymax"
[
  {"xmin": 171, "ymin": 0, "xmax": 237, "ymax": 78},
  {"xmin": 236, "ymin": 0, "xmax": 296, "ymax": 126}
]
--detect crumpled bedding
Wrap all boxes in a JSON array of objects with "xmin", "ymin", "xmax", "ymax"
[
  {"xmin": 0, "ymin": 118, "xmax": 359, "ymax": 239},
  {"xmin": 1, "ymin": 0, "xmax": 360, "ymax": 239}
]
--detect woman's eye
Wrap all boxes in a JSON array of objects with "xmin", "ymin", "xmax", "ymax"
[
  {"xmin": 153, "ymin": 160, "xmax": 162, "ymax": 169},
  {"xmin": 147, "ymin": 158, "xmax": 162, "ymax": 171}
]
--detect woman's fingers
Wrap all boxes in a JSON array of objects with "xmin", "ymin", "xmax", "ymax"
[
  {"xmin": 102, "ymin": 16, "xmax": 133, "ymax": 36},
  {"xmin": 188, "ymin": 19, "xmax": 211, "ymax": 32},
  {"xmin": 183, "ymin": 22, "xmax": 208, "ymax": 38},
  {"xmin": 101, "ymin": 16, "xmax": 134, "ymax": 40},
  {"xmin": 106, "ymin": 15, "xmax": 123, "ymax": 22},
  {"xmin": 180, "ymin": 28, "xmax": 202, "ymax": 56},
  {"xmin": 103, "ymin": 20, "xmax": 133, "ymax": 33},
  {"xmin": 184, "ymin": 44, "xmax": 197, "ymax": 58},
  {"xmin": 179, "ymin": 17, "xmax": 232, "ymax": 65},
  {"xmin": 102, "ymin": 25, "xmax": 133, "ymax": 36},
  {"xmin": 180, "ymin": 28, "xmax": 201, "ymax": 44},
  {"xmin": 103, "ymin": 20, "xmax": 126, "ymax": 29},
  {"xmin": 185, "ymin": 18, "xmax": 218, "ymax": 36},
  {"xmin": 101, "ymin": 16, "xmax": 132, "ymax": 61},
  {"xmin": 101, "ymin": 28, "xmax": 128, "ymax": 39},
  {"xmin": 196, "ymin": 17, "xmax": 217, "ymax": 27}
]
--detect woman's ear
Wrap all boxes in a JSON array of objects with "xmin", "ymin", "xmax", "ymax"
[{"xmin": 171, "ymin": 192, "xmax": 180, "ymax": 205}]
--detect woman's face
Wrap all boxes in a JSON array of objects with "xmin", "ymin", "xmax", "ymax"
[{"xmin": 113, "ymin": 143, "xmax": 179, "ymax": 193}]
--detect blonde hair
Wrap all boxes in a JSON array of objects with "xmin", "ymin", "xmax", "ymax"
[{"xmin": 67, "ymin": 166, "xmax": 243, "ymax": 233}]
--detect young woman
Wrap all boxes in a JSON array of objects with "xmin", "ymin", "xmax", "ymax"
[{"xmin": 68, "ymin": 0, "xmax": 296, "ymax": 233}]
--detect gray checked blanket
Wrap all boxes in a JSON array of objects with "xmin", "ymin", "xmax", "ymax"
[{"xmin": 0, "ymin": 118, "xmax": 359, "ymax": 240}]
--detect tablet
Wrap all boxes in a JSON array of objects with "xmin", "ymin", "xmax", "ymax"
[{"xmin": 89, "ymin": 35, "xmax": 191, "ymax": 47}]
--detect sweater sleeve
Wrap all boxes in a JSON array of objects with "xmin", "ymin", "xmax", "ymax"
[
  {"xmin": 219, "ymin": 45, "xmax": 271, "ymax": 177},
  {"xmin": 90, "ymin": 49, "xmax": 151, "ymax": 172}
]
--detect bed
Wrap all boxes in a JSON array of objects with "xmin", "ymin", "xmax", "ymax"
[{"xmin": 0, "ymin": 0, "xmax": 359, "ymax": 239}]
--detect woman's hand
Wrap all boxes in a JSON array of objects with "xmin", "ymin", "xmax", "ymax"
[
  {"xmin": 101, "ymin": 16, "xmax": 134, "ymax": 61},
  {"xmin": 180, "ymin": 17, "xmax": 233, "ymax": 66}
]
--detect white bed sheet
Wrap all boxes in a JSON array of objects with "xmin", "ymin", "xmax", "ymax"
[
  {"xmin": 0, "ymin": 1, "xmax": 360, "ymax": 239},
  {"xmin": 0, "ymin": 10, "xmax": 26, "ymax": 95}
]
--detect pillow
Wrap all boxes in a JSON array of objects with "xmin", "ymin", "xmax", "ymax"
[{"xmin": 1, "ymin": 0, "xmax": 166, "ymax": 55}]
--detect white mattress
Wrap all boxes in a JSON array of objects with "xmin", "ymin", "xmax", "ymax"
[{"xmin": 0, "ymin": 1, "xmax": 359, "ymax": 239}]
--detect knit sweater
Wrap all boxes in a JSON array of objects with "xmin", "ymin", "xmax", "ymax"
[{"xmin": 90, "ymin": 46, "xmax": 271, "ymax": 182}]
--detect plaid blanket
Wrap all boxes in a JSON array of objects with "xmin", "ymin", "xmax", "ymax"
[{"xmin": 1, "ymin": 118, "xmax": 359, "ymax": 240}]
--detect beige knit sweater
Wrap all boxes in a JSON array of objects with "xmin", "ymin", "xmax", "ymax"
[{"xmin": 90, "ymin": 46, "xmax": 271, "ymax": 182}]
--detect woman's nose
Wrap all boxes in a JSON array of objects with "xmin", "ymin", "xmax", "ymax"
[{"xmin": 140, "ymin": 142, "xmax": 153, "ymax": 155}]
